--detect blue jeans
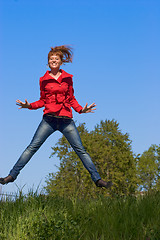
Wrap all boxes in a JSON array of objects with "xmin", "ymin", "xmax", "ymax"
[{"xmin": 9, "ymin": 115, "xmax": 101, "ymax": 183}]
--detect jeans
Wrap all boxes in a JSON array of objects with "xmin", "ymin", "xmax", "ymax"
[{"xmin": 9, "ymin": 115, "xmax": 101, "ymax": 183}]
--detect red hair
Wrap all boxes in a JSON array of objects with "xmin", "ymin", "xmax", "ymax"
[{"xmin": 48, "ymin": 45, "xmax": 73, "ymax": 63}]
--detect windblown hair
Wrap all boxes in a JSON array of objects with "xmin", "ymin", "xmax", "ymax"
[{"xmin": 48, "ymin": 45, "xmax": 73, "ymax": 63}]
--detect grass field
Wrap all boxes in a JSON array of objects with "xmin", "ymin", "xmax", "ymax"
[{"xmin": 0, "ymin": 190, "xmax": 160, "ymax": 240}]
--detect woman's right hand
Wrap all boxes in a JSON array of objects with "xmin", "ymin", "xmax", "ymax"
[{"xmin": 16, "ymin": 99, "xmax": 31, "ymax": 109}]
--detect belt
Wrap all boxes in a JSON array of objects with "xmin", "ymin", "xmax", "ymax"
[{"xmin": 45, "ymin": 113, "xmax": 71, "ymax": 119}]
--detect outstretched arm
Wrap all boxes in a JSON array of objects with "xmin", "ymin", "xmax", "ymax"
[
  {"xmin": 81, "ymin": 103, "xmax": 96, "ymax": 113},
  {"xmin": 16, "ymin": 99, "xmax": 31, "ymax": 109}
]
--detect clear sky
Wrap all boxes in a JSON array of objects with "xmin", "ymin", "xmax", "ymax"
[{"xmin": 0, "ymin": 0, "xmax": 160, "ymax": 195}]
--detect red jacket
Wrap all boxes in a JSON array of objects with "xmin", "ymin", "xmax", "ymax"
[{"xmin": 29, "ymin": 69, "xmax": 83, "ymax": 118}]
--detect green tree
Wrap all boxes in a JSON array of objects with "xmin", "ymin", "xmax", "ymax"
[
  {"xmin": 155, "ymin": 145, "xmax": 160, "ymax": 190},
  {"xmin": 45, "ymin": 119, "xmax": 137, "ymax": 198},
  {"xmin": 137, "ymin": 144, "xmax": 160, "ymax": 192}
]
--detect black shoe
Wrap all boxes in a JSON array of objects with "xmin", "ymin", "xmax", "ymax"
[
  {"xmin": 0, "ymin": 178, "xmax": 6, "ymax": 185},
  {"xmin": 0, "ymin": 175, "xmax": 14, "ymax": 185},
  {"xmin": 96, "ymin": 179, "xmax": 113, "ymax": 189}
]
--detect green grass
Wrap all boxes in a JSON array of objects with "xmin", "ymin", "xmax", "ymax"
[{"xmin": 0, "ymin": 191, "xmax": 160, "ymax": 240}]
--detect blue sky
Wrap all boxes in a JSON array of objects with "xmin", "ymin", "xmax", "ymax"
[{"xmin": 1, "ymin": 0, "xmax": 160, "ymax": 195}]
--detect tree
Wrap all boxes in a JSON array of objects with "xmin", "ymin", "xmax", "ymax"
[
  {"xmin": 137, "ymin": 144, "xmax": 160, "ymax": 192},
  {"xmin": 155, "ymin": 145, "xmax": 160, "ymax": 190},
  {"xmin": 45, "ymin": 119, "xmax": 137, "ymax": 198}
]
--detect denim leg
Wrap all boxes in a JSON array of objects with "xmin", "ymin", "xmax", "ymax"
[
  {"xmin": 9, "ymin": 118, "xmax": 55, "ymax": 179},
  {"xmin": 60, "ymin": 119, "xmax": 101, "ymax": 183}
]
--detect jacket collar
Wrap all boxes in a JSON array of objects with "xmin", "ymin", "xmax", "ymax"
[{"xmin": 41, "ymin": 69, "xmax": 73, "ymax": 81}]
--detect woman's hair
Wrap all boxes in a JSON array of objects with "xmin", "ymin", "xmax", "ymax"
[{"xmin": 48, "ymin": 45, "xmax": 73, "ymax": 63}]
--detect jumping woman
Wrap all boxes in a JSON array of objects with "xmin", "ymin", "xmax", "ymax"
[{"xmin": 0, "ymin": 45, "xmax": 112, "ymax": 189}]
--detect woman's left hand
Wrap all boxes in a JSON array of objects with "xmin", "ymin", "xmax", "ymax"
[{"xmin": 81, "ymin": 103, "xmax": 96, "ymax": 113}]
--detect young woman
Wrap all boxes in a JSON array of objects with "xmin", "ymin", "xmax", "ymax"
[{"xmin": 0, "ymin": 45, "xmax": 112, "ymax": 189}]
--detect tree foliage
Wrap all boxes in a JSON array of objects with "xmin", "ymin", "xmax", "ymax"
[
  {"xmin": 45, "ymin": 119, "xmax": 138, "ymax": 198},
  {"xmin": 136, "ymin": 144, "xmax": 160, "ymax": 192}
]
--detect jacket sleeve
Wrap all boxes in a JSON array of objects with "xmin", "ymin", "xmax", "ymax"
[
  {"xmin": 68, "ymin": 79, "xmax": 83, "ymax": 113},
  {"xmin": 29, "ymin": 78, "xmax": 45, "ymax": 110}
]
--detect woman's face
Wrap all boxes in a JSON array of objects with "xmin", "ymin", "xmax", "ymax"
[{"xmin": 48, "ymin": 54, "xmax": 62, "ymax": 69}]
